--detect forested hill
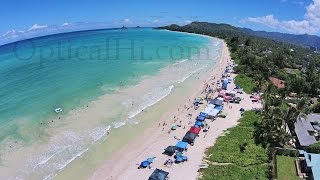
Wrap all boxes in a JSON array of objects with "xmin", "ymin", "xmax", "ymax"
[
  {"xmin": 240, "ymin": 28, "xmax": 320, "ymax": 51},
  {"xmin": 159, "ymin": 22, "xmax": 320, "ymax": 96},
  {"xmin": 159, "ymin": 22, "xmax": 320, "ymax": 51}
]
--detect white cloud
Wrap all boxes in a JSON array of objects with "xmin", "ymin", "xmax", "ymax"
[
  {"xmin": 3, "ymin": 30, "xmax": 16, "ymax": 36},
  {"xmin": 123, "ymin": 18, "xmax": 131, "ymax": 24},
  {"xmin": 243, "ymin": 0, "xmax": 320, "ymax": 34},
  {"xmin": 246, "ymin": 15, "xmax": 279, "ymax": 27},
  {"xmin": 28, "ymin": 24, "xmax": 48, "ymax": 31},
  {"xmin": 185, "ymin": 20, "xmax": 192, "ymax": 24},
  {"xmin": 305, "ymin": 0, "xmax": 320, "ymax": 26},
  {"xmin": 62, "ymin": 22, "xmax": 70, "ymax": 26},
  {"xmin": 152, "ymin": 19, "xmax": 159, "ymax": 23}
]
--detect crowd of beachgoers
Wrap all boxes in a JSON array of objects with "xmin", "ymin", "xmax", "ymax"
[{"xmin": 90, "ymin": 40, "xmax": 262, "ymax": 180}]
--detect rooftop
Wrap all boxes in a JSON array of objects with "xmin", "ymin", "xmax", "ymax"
[
  {"xmin": 269, "ymin": 77, "xmax": 285, "ymax": 89},
  {"xmin": 295, "ymin": 114, "xmax": 320, "ymax": 147},
  {"xmin": 299, "ymin": 150, "xmax": 320, "ymax": 180}
]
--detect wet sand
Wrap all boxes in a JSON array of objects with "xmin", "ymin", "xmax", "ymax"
[{"xmin": 90, "ymin": 39, "xmax": 262, "ymax": 180}]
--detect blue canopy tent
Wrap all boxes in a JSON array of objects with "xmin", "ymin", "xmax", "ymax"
[
  {"xmin": 174, "ymin": 152, "xmax": 188, "ymax": 163},
  {"xmin": 194, "ymin": 120, "xmax": 203, "ymax": 127},
  {"xmin": 176, "ymin": 141, "xmax": 188, "ymax": 151},
  {"xmin": 210, "ymin": 99, "xmax": 223, "ymax": 106},
  {"xmin": 222, "ymin": 80, "xmax": 228, "ymax": 89},
  {"xmin": 214, "ymin": 105, "xmax": 223, "ymax": 111},
  {"xmin": 199, "ymin": 112, "xmax": 208, "ymax": 118},
  {"xmin": 196, "ymin": 115, "xmax": 206, "ymax": 121},
  {"xmin": 148, "ymin": 169, "xmax": 169, "ymax": 180},
  {"xmin": 208, "ymin": 108, "xmax": 220, "ymax": 117}
]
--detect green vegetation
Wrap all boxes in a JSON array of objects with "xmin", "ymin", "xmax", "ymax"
[
  {"xmin": 276, "ymin": 156, "xmax": 299, "ymax": 180},
  {"xmin": 161, "ymin": 22, "xmax": 320, "ymax": 96},
  {"xmin": 200, "ymin": 164, "xmax": 268, "ymax": 180},
  {"xmin": 200, "ymin": 111, "xmax": 268, "ymax": 180},
  {"xmin": 234, "ymin": 74, "xmax": 257, "ymax": 93},
  {"xmin": 161, "ymin": 22, "xmax": 320, "ymax": 179},
  {"xmin": 305, "ymin": 141, "xmax": 320, "ymax": 153},
  {"xmin": 162, "ymin": 22, "xmax": 316, "ymax": 148}
]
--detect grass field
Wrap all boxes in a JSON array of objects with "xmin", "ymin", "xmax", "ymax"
[
  {"xmin": 234, "ymin": 74, "xmax": 257, "ymax": 94},
  {"xmin": 199, "ymin": 111, "xmax": 268, "ymax": 180},
  {"xmin": 276, "ymin": 156, "xmax": 299, "ymax": 180}
]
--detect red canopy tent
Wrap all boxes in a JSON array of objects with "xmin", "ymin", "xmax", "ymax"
[{"xmin": 189, "ymin": 126, "xmax": 201, "ymax": 134}]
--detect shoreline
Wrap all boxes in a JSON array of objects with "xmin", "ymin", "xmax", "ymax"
[
  {"xmin": 51, "ymin": 34, "xmax": 222, "ymax": 179},
  {"xmin": 89, "ymin": 38, "xmax": 235, "ymax": 180},
  {"xmin": 0, "ymin": 30, "xmax": 218, "ymax": 180}
]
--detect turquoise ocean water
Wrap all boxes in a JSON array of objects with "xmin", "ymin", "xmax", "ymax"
[{"xmin": 0, "ymin": 28, "xmax": 221, "ymax": 179}]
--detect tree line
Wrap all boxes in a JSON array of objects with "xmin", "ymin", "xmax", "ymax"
[{"xmin": 159, "ymin": 22, "xmax": 320, "ymax": 148}]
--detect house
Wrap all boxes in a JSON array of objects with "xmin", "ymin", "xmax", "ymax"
[
  {"xmin": 269, "ymin": 77, "xmax": 285, "ymax": 89},
  {"xmin": 296, "ymin": 150, "xmax": 320, "ymax": 180},
  {"xmin": 294, "ymin": 114, "xmax": 320, "ymax": 147}
]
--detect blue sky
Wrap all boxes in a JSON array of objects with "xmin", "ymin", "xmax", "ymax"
[{"xmin": 0, "ymin": 0, "xmax": 319, "ymax": 45}]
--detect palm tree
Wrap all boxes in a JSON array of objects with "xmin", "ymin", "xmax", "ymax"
[{"xmin": 257, "ymin": 97, "xmax": 311, "ymax": 148}]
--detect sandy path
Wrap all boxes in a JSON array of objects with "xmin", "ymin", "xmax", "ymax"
[{"xmin": 90, "ymin": 39, "xmax": 262, "ymax": 180}]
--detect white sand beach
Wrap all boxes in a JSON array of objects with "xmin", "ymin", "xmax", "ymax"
[{"xmin": 90, "ymin": 39, "xmax": 262, "ymax": 180}]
